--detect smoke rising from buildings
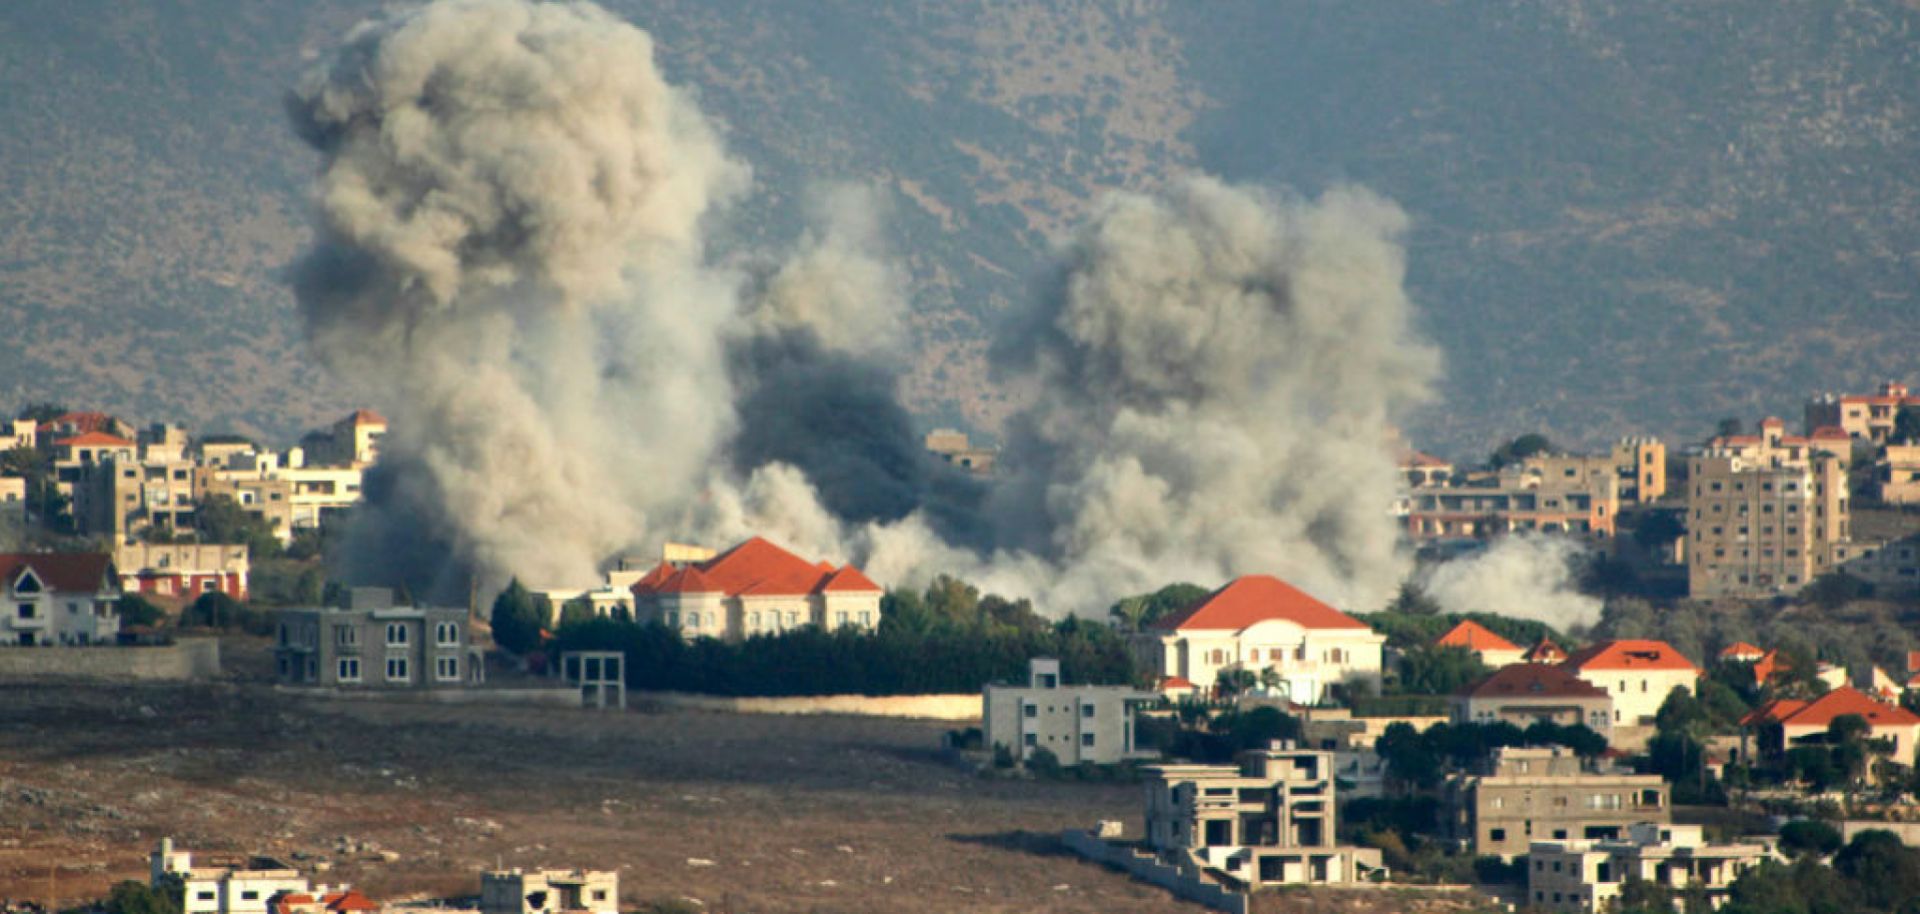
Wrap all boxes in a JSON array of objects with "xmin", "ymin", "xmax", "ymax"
[
  {"xmin": 1421, "ymin": 535, "xmax": 1603, "ymax": 631},
  {"xmin": 290, "ymin": 0, "xmax": 1591, "ymax": 619}
]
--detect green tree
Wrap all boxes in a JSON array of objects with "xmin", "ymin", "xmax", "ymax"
[
  {"xmin": 557, "ymin": 597, "xmax": 597, "ymax": 630},
  {"xmin": 1615, "ymin": 877, "xmax": 1676, "ymax": 914},
  {"xmin": 1891, "ymin": 405, "xmax": 1920, "ymax": 446},
  {"xmin": 104, "ymin": 879, "xmax": 180, "ymax": 914},
  {"xmin": 490, "ymin": 578, "xmax": 544, "ymax": 655},
  {"xmin": 192, "ymin": 495, "xmax": 282, "ymax": 560},
  {"xmin": 1395, "ymin": 644, "xmax": 1489, "ymax": 695},
  {"xmin": 1802, "ymin": 572, "xmax": 1872, "ymax": 610},
  {"xmin": 1776, "ymin": 820, "xmax": 1842, "ymax": 859},
  {"xmin": 1108, "ymin": 582, "xmax": 1208, "ymax": 631},
  {"xmin": 115, "ymin": 594, "xmax": 167, "ymax": 629},
  {"xmin": 1833, "ymin": 830, "xmax": 1920, "ymax": 912},
  {"xmin": 1488, "ymin": 433, "xmax": 1552, "ymax": 470}
]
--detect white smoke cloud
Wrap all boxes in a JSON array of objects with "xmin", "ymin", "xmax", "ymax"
[{"xmin": 1421, "ymin": 534, "xmax": 1602, "ymax": 631}]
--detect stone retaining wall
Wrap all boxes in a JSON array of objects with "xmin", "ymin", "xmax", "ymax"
[{"xmin": 0, "ymin": 639, "xmax": 221, "ymax": 680}]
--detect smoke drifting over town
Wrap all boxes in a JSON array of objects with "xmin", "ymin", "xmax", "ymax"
[
  {"xmin": 290, "ymin": 0, "xmax": 1586, "ymax": 616},
  {"xmin": 1422, "ymin": 535, "xmax": 1603, "ymax": 631}
]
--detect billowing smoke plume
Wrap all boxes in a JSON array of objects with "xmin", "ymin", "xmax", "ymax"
[
  {"xmin": 289, "ymin": 0, "xmax": 750, "ymax": 593},
  {"xmin": 1422, "ymin": 535, "xmax": 1603, "ymax": 631},
  {"xmin": 882, "ymin": 178, "xmax": 1442, "ymax": 613},
  {"xmin": 292, "ymin": 0, "xmax": 1551, "ymax": 623}
]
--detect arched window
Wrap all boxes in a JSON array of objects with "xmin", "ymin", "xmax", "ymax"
[{"xmin": 749, "ymin": 611, "xmax": 760, "ymax": 629}]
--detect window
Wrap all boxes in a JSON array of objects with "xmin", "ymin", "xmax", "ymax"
[
  {"xmin": 1082, "ymin": 704, "xmax": 1095, "ymax": 718},
  {"xmin": 748, "ymin": 611, "xmax": 760, "ymax": 628},
  {"xmin": 338, "ymin": 658, "xmax": 361, "ymax": 682},
  {"xmin": 436, "ymin": 621, "xmax": 459, "ymax": 646},
  {"xmin": 197, "ymin": 893, "xmax": 215, "ymax": 902},
  {"xmin": 335, "ymin": 624, "xmax": 357, "ymax": 646},
  {"xmin": 1490, "ymin": 828, "xmax": 1507, "ymax": 842},
  {"xmin": 1023, "ymin": 733, "xmax": 1036, "ymax": 747},
  {"xmin": 836, "ymin": 611, "xmax": 849, "ymax": 627},
  {"xmin": 241, "ymin": 892, "xmax": 258, "ymax": 901},
  {"xmin": 436, "ymin": 657, "xmax": 459, "ymax": 681},
  {"xmin": 859, "ymin": 611, "xmax": 872, "ymax": 626},
  {"xmin": 591, "ymin": 892, "xmax": 607, "ymax": 903},
  {"xmin": 1081, "ymin": 733, "xmax": 1095, "ymax": 747},
  {"xmin": 277, "ymin": 623, "xmax": 290, "ymax": 647},
  {"xmin": 665, "ymin": 610, "xmax": 678, "ymax": 626},
  {"xmin": 1024, "ymin": 703, "xmax": 1037, "ymax": 719},
  {"xmin": 385, "ymin": 622, "xmax": 408, "ymax": 646},
  {"xmin": 16, "ymin": 603, "xmax": 34, "ymax": 620},
  {"xmin": 386, "ymin": 657, "xmax": 410, "ymax": 682}
]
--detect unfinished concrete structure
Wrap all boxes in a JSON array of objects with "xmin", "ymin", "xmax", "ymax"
[
  {"xmin": 479, "ymin": 869, "xmax": 617, "ymax": 914},
  {"xmin": 1443, "ymin": 746, "xmax": 1670, "ymax": 860},
  {"xmin": 273, "ymin": 588, "xmax": 483, "ymax": 690},
  {"xmin": 559, "ymin": 650, "xmax": 625, "ymax": 710},
  {"xmin": 983, "ymin": 657, "xmax": 1157, "ymax": 766},
  {"xmin": 1143, "ymin": 743, "xmax": 1383, "ymax": 888}
]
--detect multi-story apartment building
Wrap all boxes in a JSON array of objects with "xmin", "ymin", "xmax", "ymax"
[
  {"xmin": 1805, "ymin": 381, "xmax": 1920, "ymax": 448},
  {"xmin": 1527, "ymin": 823, "xmax": 1778, "ymax": 913},
  {"xmin": 1453, "ymin": 663, "xmax": 1613, "ymax": 738},
  {"xmin": 1521, "ymin": 438, "xmax": 1668, "ymax": 506},
  {"xmin": 1131, "ymin": 574, "xmax": 1384, "ymax": 703},
  {"xmin": 298, "ymin": 410, "xmax": 387, "ymax": 468},
  {"xmin": 1443, "ymin": 746, "xmax": 1670, "ymax": 860},
  {"xmin": 983, "ymin": 658, "xmax": 1158, "ymax": 766},
  {"xmin": 1404, "ymin": 471, "xmax": 1619, "ymax": 541},
  {"xmin": 1687, "ymin": 417, "xmax": 1864, "ymax": 598},
  {"xmin": 113, "ymin": 542, "xmax": 250, "ymax": 601},
  {"xmin": 1561, "ymin": 640, "xmax": 1699, "ymax": 727},
  {"xmin": 273, "ymin": 588, "xmax": 482, "ymax": 690},
  {"xmin": 628, "ymin": 537, "xmax": 883, "ymax": 641},
  {"xmin": 480, "ymin": 869, "xmax": 618, "ymax": 914},
  {"xmin": 0, "ymin": 553, "xmax": 121, "ymax": 646},
  {"xmin": 1143, "ymin": 743, "xmax": 1382, "ymax": 887}
]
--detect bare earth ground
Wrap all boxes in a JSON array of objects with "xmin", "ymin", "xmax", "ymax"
[{"xmin": 0, "ymin": 652, "xmax": 1489, "ymax": 914}]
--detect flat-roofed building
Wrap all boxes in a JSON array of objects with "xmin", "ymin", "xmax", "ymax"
[
  {"xmin": 983, "ymin": 658, "xmax": 1157, "ymax": 766},
  {"xmin": 1527, "ymin": 823, "xmax": 1778, "ymax": 913},
  {"xmin": 479, "ymin": 869, "xmax": 617, "ymax": 914},
  {"xmin": 1805, "ymin": 382, "xmax": 1920, "ymax": 448},
  {"xmin": 273, "ymin": 588, "xmax": 482, "ymax": 690},
  {"xmin": 1443, "ymin": 746, "xmax": 1670, "ymax": 860},
  {"xmin": 1143, "ymin": 743, "xmax": 1382, "ymax": 887}
]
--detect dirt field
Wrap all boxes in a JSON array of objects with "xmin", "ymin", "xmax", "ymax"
[{"xmin": 0, "ymin": 657, "xmax": 1490, "ymax": 914}]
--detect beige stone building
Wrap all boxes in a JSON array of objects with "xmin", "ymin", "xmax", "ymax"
[
  {"xmin": 1527, "ymin": 823, "xmax": 1778, "ymax": 913},
  {"xmin": 1405, "ymin": 470, "xmax": 1619, "ymax": 541},
  {"xmin": 984, "ymin": 658, "xmax": 1158, "ymax": 766},
  {"xmin": 1687, "ymin": 417, "xmax": 1863, "ymax": 598},
  {"xmin": 1521, "ymin": 438, "xmax": 1667, "ymax": 506},
  {"xmin": 923, "ymin": 428, "xmax": 997, "ymax": 475},
  {"xmin": 1805, "ymin": 381, "xmax": 1920, "ymax": 448},
  {"xmin": 629, "ymin": 537, "xmax": 883, "ymax": 641},
  {"xmin": 479, "ymin": 869, "xmax": 616, "ymax": 914},
  {"xmin": 1443, "ymin": 746, "xmax": 1670, "ymax": 859},
  {"xmin": 1132, "ymin": 575, "xmax": 1384, "ymax": 702},
  {"xmin": 1878, "ymin": 444, "xmax": 1920, "ymax": 506},
  {"xmin": 1144, "ymin": 743, "xmax": 1383, "ymax": 887}
]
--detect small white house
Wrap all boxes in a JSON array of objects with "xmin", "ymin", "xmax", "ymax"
[{"xmin": 983, "ymin": 658, "xmax": 1159, "ymax": 766}]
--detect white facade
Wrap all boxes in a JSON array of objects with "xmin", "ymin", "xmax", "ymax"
[
  {"xmin": 983, "ymin": 658, "xmax": 1158, "ymax": 766},
  {"xmin": 479, "ymin": 870, "xmax": 617, "ymax": 914},
  {"xmin": 1527, "ymin": 824, "xmax": 1778, "ymax": 913},
  {"xmin": 1, "ymin": 555, "xmax": 121, "ymax": 646},
  {"xmin": 1138, "ymin": 619, "xmax": 1384, "ymax": 703},
  {"xmin": 151, "ymin": 838, "xmax": 312, "ymax": 914}
]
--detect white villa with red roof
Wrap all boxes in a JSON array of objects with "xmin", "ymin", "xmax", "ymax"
[
  {"xmin": 1130, "ymin": 575, "xmax": 1384, "ymax": 703},
  {"xmin": 0, "ymin": 552, "xmax": 121, "ymax": 646},
  {"xmin": 1561, "ymin": 639, "xmax": 1700, "ymax": 726},
  {"xmin": 1741, "ymin": 686, "xmax": 1920, "ymax": 779},
  {"xmin": 629, "ymin": 537, "xmax": 883, "ymax": 641},
  {"xmin": 1434, "ymin": 619, "xmax": 1525, "ymax": 668}
]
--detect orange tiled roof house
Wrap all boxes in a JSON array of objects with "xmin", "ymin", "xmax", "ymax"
[
  {"xmin": 1130, "ymin": 575, "xmax": 1385, "ymax": 704},
  {"xmin": 629, "ymin": 537, "xmax": 883, "ymax": 642}
]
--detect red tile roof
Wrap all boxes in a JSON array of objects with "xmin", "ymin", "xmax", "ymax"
[
  {"xmin": 1750, "ymin": 649, "xmax": 1783, "ymax": 685},
  {"xmin": 631, "ymin": 537, "xmax": 880, "ymax": 599},
  {"xmin": 1436, "ymin": 620, "xmax": 1521, "ymax": 653},
  {"xmin": 1400, "ymin": 450, "xmax": 1452, "ymax": 469},
  {"xmin": 1523, "ymin": 637, "xmax": 1569, "ymax": 663},
  {"xmin": 1810, "ymin": 426, "xmax": 1850, "ymax": 440},
  {"xmin": 818, "ymin": 565, "xmax": 882, "ymax": 593},
  {"xmin": 1719, "ymin": 642, "xmax": 1766, "ymax": 660},
  {"xmin": 321, "ymin": 891, "xmax": 379, "ymax": 913},
  {"xmin": 1741, "ymin": 687, "xmax": 1920, "ymax": 730},
  {"xmin": 1908, "ymin": 650, "xmax": 1920, "ymax": 676},
  {"xmin": 653, "ymin": 565, "xmax": 720, "ymax": 594},
  {"xmin": 0, "ymin": 553, "xmax": 116, "ymax": 594},
  {"xmin": 1562, "ymin": 639, "xmax": 1699, "ymax": 674},
  {"xmin": 1458, "ymin": 663, "xmax": 1610, "ymax": 700},
  {"xmin": 345, "ymin": 409, "xmax": 387, "ymax": 426},
  {"xmin": 1159, "ymin": 675, "xmax": 1197, "ymax": 690},
  {"xmin": 1148, "ymin": 575, "xmax": 1368, "ymax": 632},
  {"xmin": 38, "ymin": 411, "xmax": 117, "ymax": 434},
  {"xmin": 54, "ymin": 431, "xmax": 134, "ymax": 447}
]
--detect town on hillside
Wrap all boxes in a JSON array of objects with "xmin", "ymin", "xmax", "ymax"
[{"xmin": 2, "ymin": 382, "xmax": 1919, "ymax": 914}]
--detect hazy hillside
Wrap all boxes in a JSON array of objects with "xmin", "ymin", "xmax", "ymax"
[{"xmin": 2, "ymin": 0, "xmax": 1917, "ymax": 457}]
